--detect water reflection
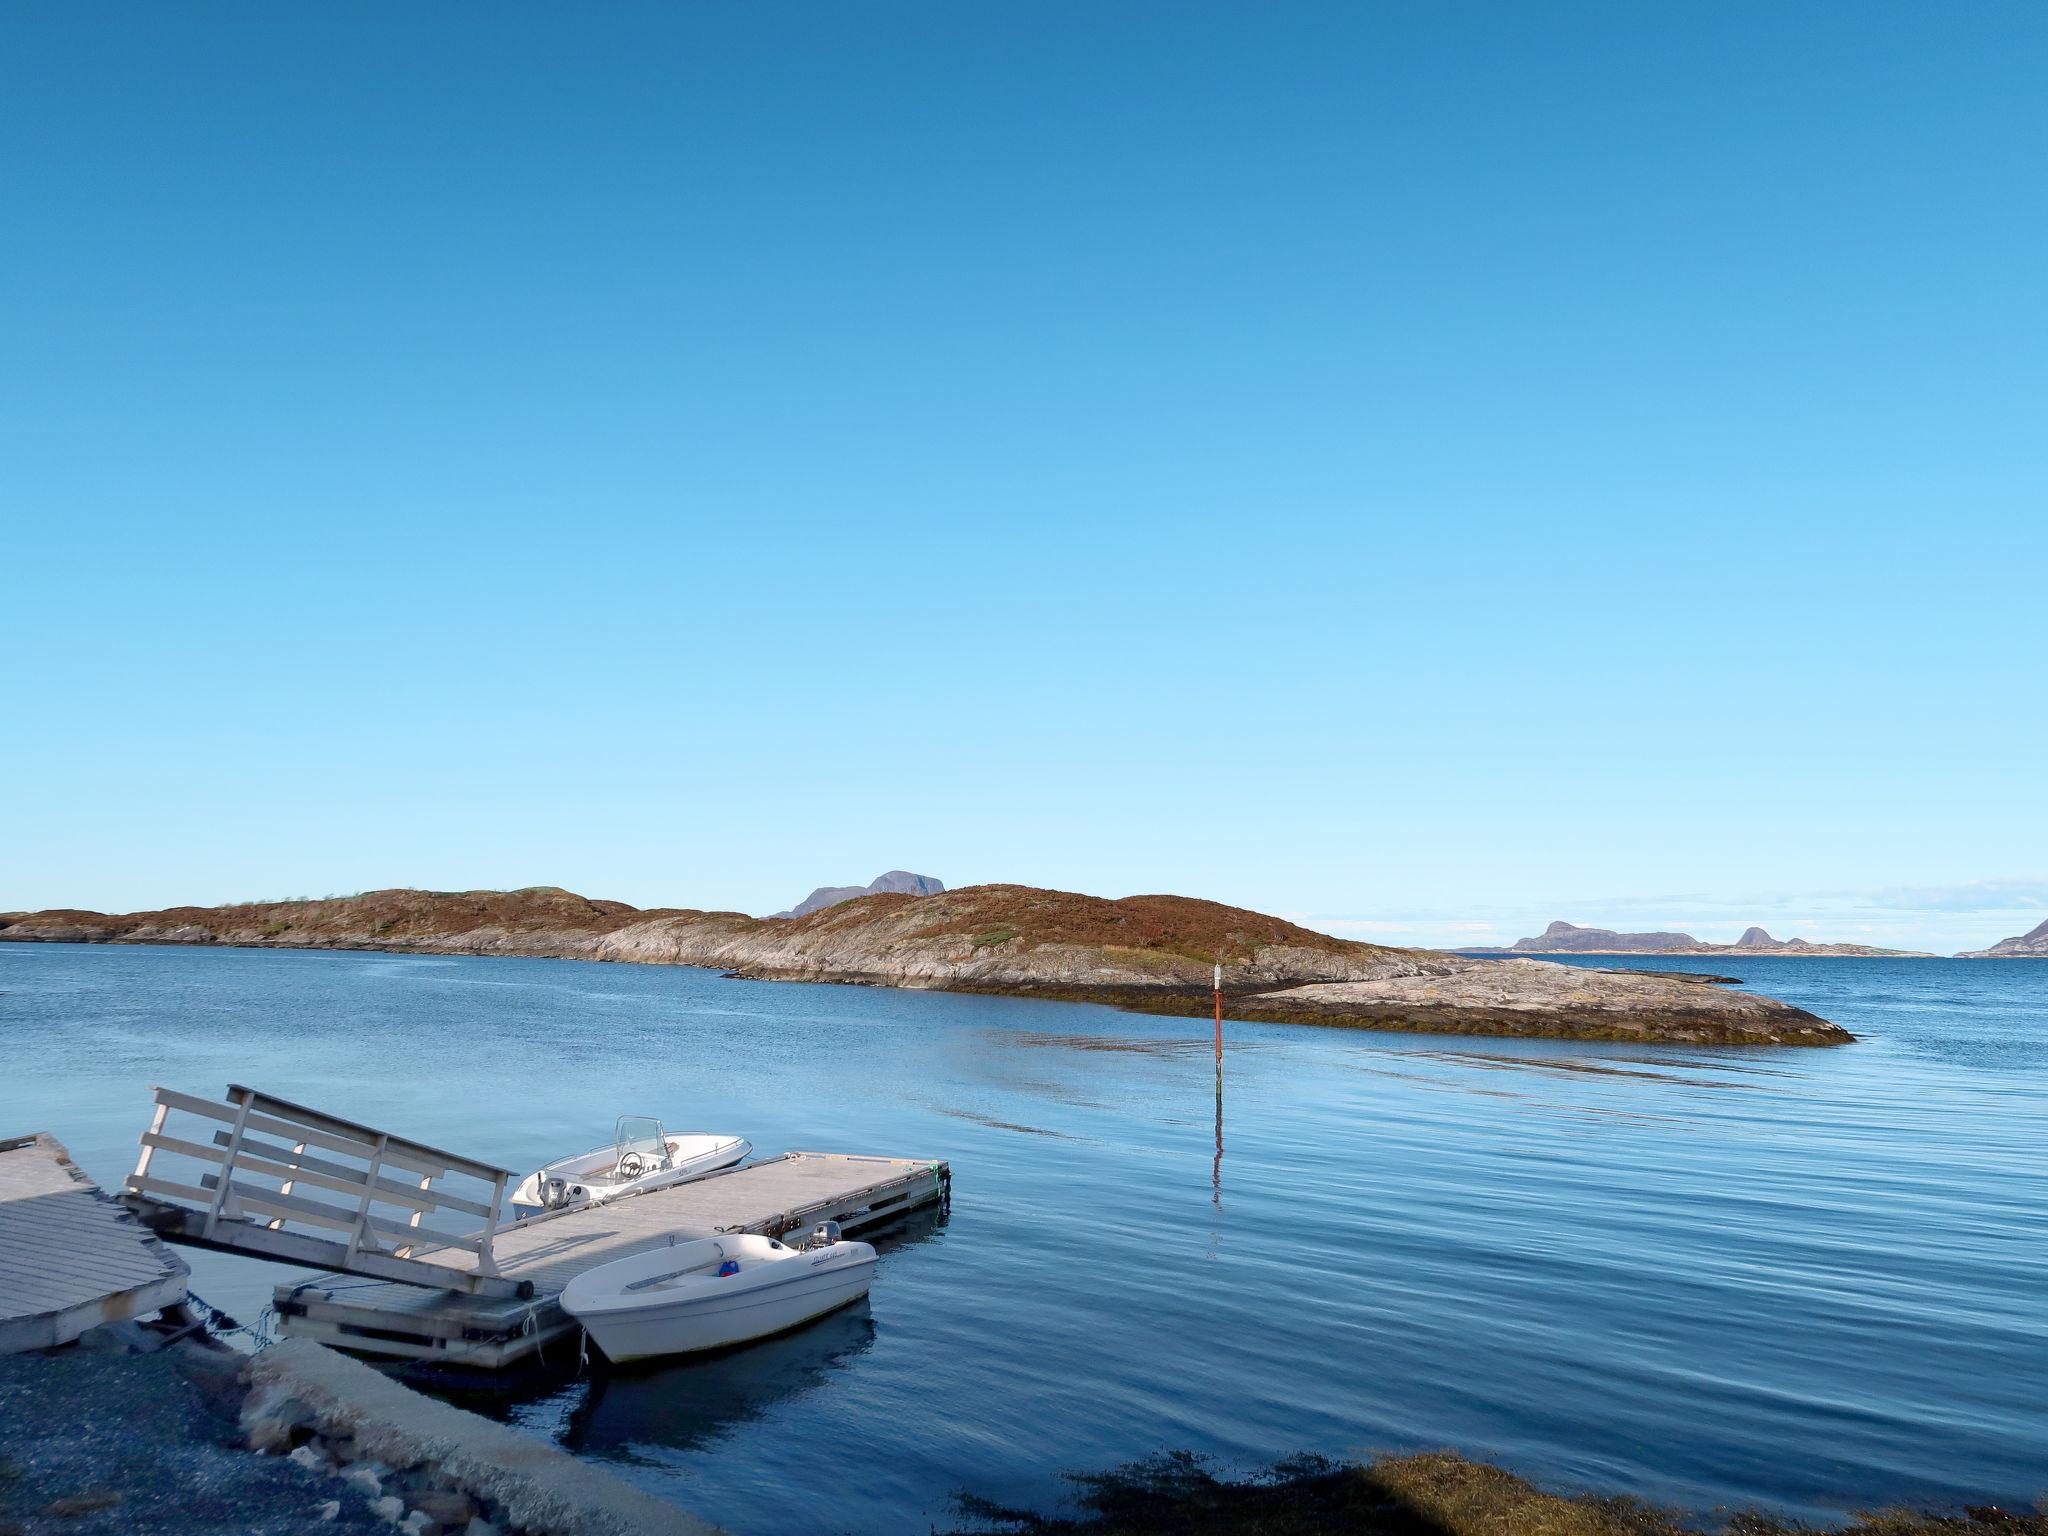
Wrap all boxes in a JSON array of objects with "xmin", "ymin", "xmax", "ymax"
[
  {"xmin": 996, "ymin": 1029, "xmax": 1256, "ymax": 1057},
  {"xmin": 1407, "ymin": 1048, "xmax": 1779, "ymax": 1090},
  {"xmin": 10, "ymin": 945, "xmax": 2047, "ymax": 1534},
  {"xmin": 562, "ymin": 1202, "xmax": 949, "ymax": 1459},
  {"xmin": 414, "ymin": 1203, "xmax": 948, "ymax": 1464},
  {"xmin": 565, "ymin": 1300, "xmax": 879, "ymax": 1462},
  {"xmin": 1212, "ymin": 1055, "xmax": 1224, "ymax": 1212},
  {"xmin": 928, "ymin": 1104, "xmax": 1084, "ymax": 1140}
]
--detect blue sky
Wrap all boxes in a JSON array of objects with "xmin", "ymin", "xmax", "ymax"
[{"xmin": 2, "ymin": 3, "xmax": 2043, "ymax": 952}]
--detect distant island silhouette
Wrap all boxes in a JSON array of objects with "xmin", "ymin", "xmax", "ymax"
[{"xmin": 1462, "ymin": 919, "xmax": 1932, "ymax": 958}]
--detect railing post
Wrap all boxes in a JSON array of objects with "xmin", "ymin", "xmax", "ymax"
[
  {"xmin": 347, "ymin": 1132, "xmax": 389, "ymax": 1265},
  {"xmin": 131, "ymin": 1094, "xmax": 169, "ymax": 1186},
  {"xmin": 473, "ymin": 1171, "xmax": 507, "ymax": 1278},
  {"xmin": 126, "ymin": 1082, "xmax": 523, "ymax": 1299},
  {"xmin": 269, "ymin": 1140, "xmax": 309, "ymax": 1231},
  {"xmin": 202, "ymin": 1088, "xmax": 257, "ymax": 1238}
]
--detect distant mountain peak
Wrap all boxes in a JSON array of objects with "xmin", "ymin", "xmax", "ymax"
[
  {"xmin": 1473, "ymin": 919, "xmax": 1928, "ymax": 958},
  {"xmin": 870, "ymin": 870, "xmax": 945, "ymax": 897},
  {"xmin": 1957, "ymin": 915, "xmax": 2048, "ymax": 959},
  {"xmin": 771, "ymin": 871, "xmax": 946, "ymax": 920},
  {"xmin": 1511, "ymin": 921, "xmax": 1702, "ymax": 953}
]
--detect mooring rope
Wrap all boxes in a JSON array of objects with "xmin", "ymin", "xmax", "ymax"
[{"xmin": 181, "ymin": 1287, "xmax": 270, "ymax": 1350}]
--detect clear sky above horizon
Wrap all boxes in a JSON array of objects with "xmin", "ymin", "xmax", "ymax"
[{"xmin": 3, "ymin": 3, "xmax": 2043, "ymax": 953}]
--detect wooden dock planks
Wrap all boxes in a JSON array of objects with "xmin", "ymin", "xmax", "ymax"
[
  {"xmin": 273, "ymin": 1150, "xmax": 950, "ymax": 1366},
  {"xmin": 0, "ymin": 1132, "xmax": 190, "ymax": 1353},
  {"xmin": 108, "ymin": 1085, "xmax": 950, "ymax": 1369}
]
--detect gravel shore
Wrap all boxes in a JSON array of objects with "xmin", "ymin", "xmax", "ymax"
[{"xmin": 0, "ymin": 1344, "xmax": 383, "ymax": 1536}]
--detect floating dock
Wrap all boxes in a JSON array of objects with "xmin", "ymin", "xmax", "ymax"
[
  {"xmin": 273, "ymin": 1152, "xmax": 947, "ymax": 1365},
  {"xmin": 122, "ymin": 1085, "xmax": 949, "ymax": 1368},
  {"xmin": 1, "ymin": 1132, "xmax": 190, "ymax": 1353}
]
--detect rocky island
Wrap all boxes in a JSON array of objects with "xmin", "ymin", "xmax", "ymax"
[
  {"xmin": 1467, "ymin": 919, "xmax": 1932, "ymax": 958},
  {"xmin": 1957, "ymin": 917, "xmax": 2048, "ymax": 958},
  {"xmin": 0, "ymin": 883, "xmax": 1851, "ymax": 1046}
]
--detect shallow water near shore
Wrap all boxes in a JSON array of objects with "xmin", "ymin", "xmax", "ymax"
[{"xmin": 4, "ymin": 944, "xmax": 2044, "ymax": 1532}]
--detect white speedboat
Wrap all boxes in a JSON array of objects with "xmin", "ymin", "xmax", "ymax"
[
  {"xmin": 510, "ymin": 1117, "xmax": 749, "ymax": 1219},
  {"xmin": 562, "ymin": 1223, "xmax": 878, "ymax": 1363}
]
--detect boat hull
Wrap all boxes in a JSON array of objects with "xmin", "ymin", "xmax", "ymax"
[
  {"xmin": 510, "ymin": 1134, "xmax": 749, "ymax": 1219},
  {"xmin": 564, "ymin": 1238, "xmax": 878, "ymax": 1363}
]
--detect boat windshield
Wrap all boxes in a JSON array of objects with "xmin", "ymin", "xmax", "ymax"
[{"xmin": 615, "ymin": 1116, "xmax": 670, "ymax": 1173}]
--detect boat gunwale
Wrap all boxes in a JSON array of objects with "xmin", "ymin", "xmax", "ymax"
[{"xmin": 563, "ymin": 1237, "xmax": 875, "ymax": 1319}]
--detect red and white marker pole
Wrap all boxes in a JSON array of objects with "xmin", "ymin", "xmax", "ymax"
[{"xmin": 1213, "ymin": 961, "xmax": 1223, "ymax": 1059}]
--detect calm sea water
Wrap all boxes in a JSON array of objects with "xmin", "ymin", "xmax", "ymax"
[{"xmin": 3, "ymin": 943, "xmax": 2043, "ymax": 1531}]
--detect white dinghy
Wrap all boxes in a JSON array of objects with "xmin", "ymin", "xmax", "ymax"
[
  {"xmin": 510, "ymin": 1116, "xmax": 749, "ymax": 1219},
  {"xmin": 562, "ymin": 1222, "xmax": 879, "ymax": 1363}
]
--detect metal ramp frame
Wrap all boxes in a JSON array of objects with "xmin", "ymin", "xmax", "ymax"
[{"xmin": 125, "ymin": 1084, "xmax": 531, "ymax": 1300}]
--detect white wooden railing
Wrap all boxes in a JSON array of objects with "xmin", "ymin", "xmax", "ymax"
[{"xmin": 126, "ymin": 1084, "xmax": 525, "ymax": 1298}]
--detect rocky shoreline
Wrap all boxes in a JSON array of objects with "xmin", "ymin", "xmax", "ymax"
[
  {"xmin": 1149, "ymin": 965, "xmax": 1844, "ymax": 1046},
  {"xmin": 946, "ymin": 1448, "xmax": 2047, "ymax": 1535},
  {"xmin": 0, "ymin": 1324, "xmax": 718, "ymax": 1536},
  {"xmin": 11, "ymin": 1327, "xmax": 2036, "ymax": 1536},
  {"xmin": 1957, "ymin": 918, "xmax": 2048, "ymax": 959},
  {"xmin": 0, "ymin": 884, "xmax": 1852, "ymax": 1047}
]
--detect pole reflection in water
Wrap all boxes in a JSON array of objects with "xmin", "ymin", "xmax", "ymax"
[
  {"xmin": 1212, "ymin": 1054, "xmax": 1224, "ymax": 1211},
  {"xmin": 1212, "ymin": 962, "xmax": 1225, "ymax": 1212}
]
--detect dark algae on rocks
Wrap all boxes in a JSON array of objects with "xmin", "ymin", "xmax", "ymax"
[{"xmin": 948, "ymin": 1451, "xmax": 2048, "ymax": 1536}]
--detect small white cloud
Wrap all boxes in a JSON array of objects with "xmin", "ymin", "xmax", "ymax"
[{"xmin": 1842, "ymin": 878, "xmax": 2048, "ymax": 913}]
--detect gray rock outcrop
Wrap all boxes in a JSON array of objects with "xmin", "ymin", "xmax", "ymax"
[
  {"xmin": 0, "ymin": 883, "xmax": 1850, "ymax": 1044},
  {"xmin": 1958, "ymin": 918, "xmax": 2048, "ymax": 958},
  {"xmin": 596, "ymin": 886, "xmax": 1850, "ymax": 1045}
]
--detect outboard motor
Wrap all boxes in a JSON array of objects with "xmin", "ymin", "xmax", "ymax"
[
  {"xmin": 801, "ymin": 1220, "xmax": 843, "ymax": 1250},
  {"xmin": 542, "ymin": 1177, "xmax": 575, "ymax": 1211}
]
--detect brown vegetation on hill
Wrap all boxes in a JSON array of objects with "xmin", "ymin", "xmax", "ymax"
[
  {"xmin": 0, "ymin": 887, "xmax": 659, "ymax": 958},
  {"xmin": 595, "ymin": 884, "xmax": 1414, "ymax": 995},
  {"xmin": 898, "ymin": 884, "xmax": 1365, "ymax": 965},
  {"xmin": 0, "ymin": 883, "xmax": 1850, "ymax": 1045}
]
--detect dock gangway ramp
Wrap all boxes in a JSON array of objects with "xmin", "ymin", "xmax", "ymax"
[{"xmin": 125, "ymin": 1084, "xmax": 531, "ymax": 1300}]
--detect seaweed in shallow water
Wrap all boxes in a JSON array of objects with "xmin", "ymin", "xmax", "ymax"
[{"xmin": 946, "ymin": 1451, "xmax": 2048, "ymax": 1536}]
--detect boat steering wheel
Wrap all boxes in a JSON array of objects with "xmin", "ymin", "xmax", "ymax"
[{"xmin": 617, "ymin": 1151, "xmax": 648, "ymax": 1178}]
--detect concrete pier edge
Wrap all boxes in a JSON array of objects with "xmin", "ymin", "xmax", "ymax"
[{"xmin": 244, "ymin": 1337, "xmax": 728, "ymax": 1536}]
